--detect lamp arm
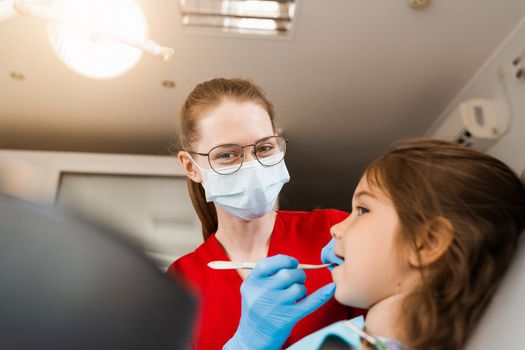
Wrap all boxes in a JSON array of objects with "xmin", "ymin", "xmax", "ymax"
[{"xmin": 12, "ymin": 0, "xmax": 174, "ymax": 62}]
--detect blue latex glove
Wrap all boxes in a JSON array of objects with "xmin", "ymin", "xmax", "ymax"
[
  {"xmin": 321, "ymin": 238, "xmax": 344, "ymax": 271},
  {"xmin": 223, "ymin": 254, "xmax": 336, "ymax": 350}
]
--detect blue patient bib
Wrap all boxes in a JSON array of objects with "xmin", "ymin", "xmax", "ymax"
[
  {"xmin": 286, "ymin": 316, "xmax": 364, "ymax": 349},
  {"xmin": 287, "ymin": 316, "xmax": 403, "ymax": 350}
]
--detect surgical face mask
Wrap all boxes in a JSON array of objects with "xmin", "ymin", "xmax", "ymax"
[{"xmin": 187, "ymin": 152, "xmax": 290, "ymax": 220}]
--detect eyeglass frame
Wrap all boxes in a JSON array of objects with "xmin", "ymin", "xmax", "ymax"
[{"xmin": 187, "ymin": 136, "xmax": 289, "ymax": 175}]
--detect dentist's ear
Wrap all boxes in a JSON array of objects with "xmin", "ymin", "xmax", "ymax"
[
  {"xmin": 178, "ymin": 151, "xmax": 203, "ymax": 183},
  {"xmin": 408, "ymin": 216, "xmax": 454, "ymax": 267}
]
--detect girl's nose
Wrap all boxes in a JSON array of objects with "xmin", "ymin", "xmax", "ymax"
[
  {"xmin": 330, "ymin": 223, "xmax": 342, "ymax": 239},
  {"xmin": 331, "ymin": 215, "xmax": 352, "ymax": 239}
]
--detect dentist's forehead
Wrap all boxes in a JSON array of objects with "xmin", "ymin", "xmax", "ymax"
[{"xmin": 197, "ymin": 100, "xmax": 274, "ymax": 148}]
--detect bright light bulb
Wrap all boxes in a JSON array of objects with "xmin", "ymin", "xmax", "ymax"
[
  {"xmin": 0, "ymin": 0, "xmax": 17, "ymax": 22},
  {"xmin": 47, "ymin": 0, "xmax": 148, "ymax": 79}
]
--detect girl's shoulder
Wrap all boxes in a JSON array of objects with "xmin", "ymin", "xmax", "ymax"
[
  {"xmin": 287, "ymin": 316, "xmax": 404, "ymax": 350},
  {"xmin": 286, "ymin": 316, "xmax": 364, "ymax": 349}
]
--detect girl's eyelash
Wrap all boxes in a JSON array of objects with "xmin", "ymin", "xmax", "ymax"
[{"xmin": 356, "ymin": 206, "xmax": 369, "ymax": 216}]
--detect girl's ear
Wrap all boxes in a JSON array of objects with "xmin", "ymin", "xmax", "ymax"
[
  {"xmin": 178, "ymin": 151, "xmax": 202, "ymax": 183},
  {"xmin": 408, "ymin": 216, "xmax": 454, "ymax": 267}
]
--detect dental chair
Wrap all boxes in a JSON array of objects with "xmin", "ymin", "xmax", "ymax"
[
  {"xmin": 466, "ymin": 170, "xmax": 525, "ymax": 349},
  {"xmin": 465, "ymin": 234, "xmax": 525, "ymax": 349},
  {"xmin": 0, "ymin": 193, "xmax": 196, "ymax": 350}
]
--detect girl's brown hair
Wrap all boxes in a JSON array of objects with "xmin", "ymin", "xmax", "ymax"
[
  {"xmin": 365, "ymin": 138, "xmax": 525, "ymax": 350},
  {"xmin": 177, "ymin": 78, "xmax": 276, "ymax": 240}
]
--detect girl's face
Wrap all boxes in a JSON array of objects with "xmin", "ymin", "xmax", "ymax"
[
  {"xmin": 331, "ymin": 176, "xmax": 415, "ymax": 309},
  {"xmin": 191, "ymin": 99, "xmax": 275, "ymax": 171}
]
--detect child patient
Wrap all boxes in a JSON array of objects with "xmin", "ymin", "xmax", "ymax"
[{"xmin": 290, "ymin": 138, "xmax": 525, "ymax": 350}]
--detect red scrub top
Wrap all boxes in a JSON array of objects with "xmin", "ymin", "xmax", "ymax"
[{"xmin": 168, "ymin": 209, "xmax": 363, "ymax": 350}]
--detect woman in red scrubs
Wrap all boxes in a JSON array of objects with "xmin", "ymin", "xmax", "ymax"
[{"xmin": 168, "ymin": 78, "xmax": 362, "ymax": 349}]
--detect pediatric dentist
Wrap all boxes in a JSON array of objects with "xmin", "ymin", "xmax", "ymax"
[{"xmin": 167, "ymin": 78, "xmax": 362, "ymax": 350}]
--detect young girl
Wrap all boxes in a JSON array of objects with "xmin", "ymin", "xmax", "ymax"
[{"xmin": 289, "ymin": 138, "xmax": 525, "ymax": 349}]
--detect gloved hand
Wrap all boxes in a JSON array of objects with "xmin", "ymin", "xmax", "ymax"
[
  {"xmin": 321, "ymin": 238, "xmax": 343, "ymax": 271},
  {"xmin": 223, "ymin": 254, "xmax": 336, "ymax": 350}
]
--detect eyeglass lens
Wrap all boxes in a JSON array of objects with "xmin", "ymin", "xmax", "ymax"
[{"xmin": 208, "ymin": 136, "xmax": 286, "ymax": 175}]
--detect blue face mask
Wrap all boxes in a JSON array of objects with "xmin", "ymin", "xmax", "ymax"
[{"xmin": 187, "ymin": 152, "xmax": 290, "ymax": 220}]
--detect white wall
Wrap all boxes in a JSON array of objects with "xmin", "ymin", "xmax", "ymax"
[
  {"xmin": 0, "ymin": 150, "xmax": 202, "ymax": 270},
  {"xmin": 0, "ymin": 150, "xmax": 183, "ymax": 203},
  {"xmin": 427, "ymin": 15, "xmax": 525, "ymax": 178}
]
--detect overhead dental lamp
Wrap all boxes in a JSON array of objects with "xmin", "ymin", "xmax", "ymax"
[{"xmin": 2, "ymin": 0, "xmax": 174, "ymax": 79}]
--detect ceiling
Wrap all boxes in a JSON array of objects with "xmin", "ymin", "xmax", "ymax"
[{"xmin": 1, "ymin": 0, "xmax": 525, "ymax": 211}]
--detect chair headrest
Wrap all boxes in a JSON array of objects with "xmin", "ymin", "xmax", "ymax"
[{"xmin": 465, "ymin": 235, "xmax": 525, "ymax": 349}]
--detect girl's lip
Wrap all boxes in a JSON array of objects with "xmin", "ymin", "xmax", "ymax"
[
  {"xmin": 334, "ymin": 253, "xmax": 345, "ymax": 262},
  {"xmin": 327, "ymin": 256, "xmax": 343, "ymax": 266}
]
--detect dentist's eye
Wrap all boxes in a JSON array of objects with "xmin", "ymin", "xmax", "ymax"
[{"xmin": 356, "ymin": 206, "xmax": 369, "ymax": 216}]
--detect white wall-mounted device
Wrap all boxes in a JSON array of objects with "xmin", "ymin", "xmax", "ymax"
[{"xmin": 432, "ymin": 99, "xmax": 506, "ymax": 151}]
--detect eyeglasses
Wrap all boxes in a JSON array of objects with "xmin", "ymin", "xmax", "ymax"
[{"xmin": 188, "ymin": 136, "xmax": 288, "ymax": 175}]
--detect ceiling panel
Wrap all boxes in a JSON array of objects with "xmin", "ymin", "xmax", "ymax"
[{"xmin": 1, "ymin": 0, "xmax": 525, "ymax": 209}]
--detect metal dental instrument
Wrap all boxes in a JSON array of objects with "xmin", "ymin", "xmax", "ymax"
[
  {"xmin": 342, "ymin": 320, "xmax": 389, "ymax": 350},
  {"xmin": 208, "ymin": 261, "xmax": 337, "ymax": 270}
]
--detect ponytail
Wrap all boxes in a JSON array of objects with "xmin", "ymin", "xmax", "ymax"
[{"xmin": 187, "ymin": 179, "xmax": 217, "ymax": 240}]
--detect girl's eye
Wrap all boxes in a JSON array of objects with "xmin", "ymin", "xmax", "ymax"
[{"xmin": 356, "ymin": 206, "xmax": 369, "ymax": 216}]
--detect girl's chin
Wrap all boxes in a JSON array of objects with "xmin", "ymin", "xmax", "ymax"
[
  {"xmin": 333, "ymin": 289, "xmax": 342, "ymax": 304},
  {"xmin": 330, "ymin": 270, "xmax": 342, "ymax": 298},
  {"xmin": 334, "ymin": 289, "xmax": 362, "ymax": 309},
  {"xmin": 330, "ymin": 265, "xmax": 341, "ymax": 280}
]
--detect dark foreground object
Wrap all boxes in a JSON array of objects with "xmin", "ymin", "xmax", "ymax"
[{"xmin": 0, "ymin": 193, "xmax": 196, "ymax": 350}]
